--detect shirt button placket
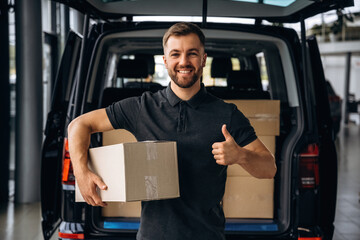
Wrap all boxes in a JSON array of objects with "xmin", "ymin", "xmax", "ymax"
[{"xmin": 178, "ymin": 101, "xmax": 186, "ymax": 133}]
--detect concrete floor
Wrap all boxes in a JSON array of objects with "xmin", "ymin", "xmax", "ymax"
[
  {"xmin": 332, "ymin": 123, "xmax": 360, "ymax": 240},
  {"xmin": 0, "ymin": 123, "xmax": 359, "ymax": 240}
]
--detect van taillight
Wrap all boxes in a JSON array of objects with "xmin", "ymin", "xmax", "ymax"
[
  {"xmin": 328, "ymin": 95, "xmax": 341, "ymax": 102},
  {"xmin": 62, "ymin": 138, "xmax": 75, "ymax": 185},
  {"xmin": 58, "ymin": 232, "xmax": 84, "ymax": 239},
  {"xmin": 299, "ymin": 144, "xmax": 319, "ymax": 189}
]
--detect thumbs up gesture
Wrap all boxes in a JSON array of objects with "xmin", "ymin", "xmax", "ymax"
[{"xmin": 212, "ymin": 124, "xmax": 244, "ymax": 166}]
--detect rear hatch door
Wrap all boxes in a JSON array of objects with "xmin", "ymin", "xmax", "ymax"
[
  {"xmin": 41, "ymin": 31, "xmax": 82, "ymax": 240},
  {"xmin": 306, "ymin": 36, "xmax": 338, "ymax": 239},
  {"xmin": 53, "ymin": 0, "xmax": 353, "ymax": 23}
]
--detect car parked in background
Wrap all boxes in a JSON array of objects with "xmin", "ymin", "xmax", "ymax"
[{"xmin": 41, "ymin": 0, "xmax": 354, "ymax": 240}]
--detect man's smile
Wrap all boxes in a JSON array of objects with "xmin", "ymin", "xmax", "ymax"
[
  {"xmin": 178, "ymin": 70, "xmax": 191, "ymax": 73},
  {"xmin": 176, "ymin": 67, "xmax": 194, "ymax": 75},
  {"xmin": 178, "ymin": 70, "xmax": 192, "ymax": 74}
]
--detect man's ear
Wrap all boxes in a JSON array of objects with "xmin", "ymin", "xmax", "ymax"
[
  {"xmin": 163, "ymin": 55, "xmax": 168, "ymax": 69},
  {"xmin": 202, "ymin": 53, "xmax": 207, "ymax": 68}
]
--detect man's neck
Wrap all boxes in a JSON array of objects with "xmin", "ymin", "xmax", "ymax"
[{"xmin": 170, "ymin": 81, "xmax": 201, "ymax": 101}]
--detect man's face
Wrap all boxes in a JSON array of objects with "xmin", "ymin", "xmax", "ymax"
[{"xmin": 163, "ymin": 33, "xmax": 207, "ymax": 89}]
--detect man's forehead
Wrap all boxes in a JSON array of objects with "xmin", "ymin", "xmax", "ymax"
[
  {"xmin": 169, "ymin": 48, "xmax": 200, "ymax": 52},
  {"xmin": 164, "ymin": 34, "xmax": 204, "ymax": 52}
]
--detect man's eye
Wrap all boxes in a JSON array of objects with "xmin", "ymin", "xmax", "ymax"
[
  {"xmin": 171, "ymin": 53, "xmax": 179, "ymax": 57},
  {"xmin": 189, "ymin": 52, "xmax": 198, "ymax": 56}
]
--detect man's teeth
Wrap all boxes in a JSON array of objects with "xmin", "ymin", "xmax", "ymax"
[{"xmin": 179, "ymin": 70, "xmax": 191, "ymax": 73}]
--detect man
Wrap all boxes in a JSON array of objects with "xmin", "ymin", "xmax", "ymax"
[{"xmin": 68, "ymin": 22, "xmax": 276, "ymax": 240}]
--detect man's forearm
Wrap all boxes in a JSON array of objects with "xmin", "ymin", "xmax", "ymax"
[
  {"xmin": 68, "ymin": 109, "xmax": 114, "ymax": 176},
  {"xmin": 66, "ymin": 109, "xmax": 113, "ymax": 207},
  {"xmin": 237, "ymin": 148, "xmax": 276, "ymax": 179},
  {"xmin": 68, "ymin": 117, "xmax": 92, "ymax": 176}
]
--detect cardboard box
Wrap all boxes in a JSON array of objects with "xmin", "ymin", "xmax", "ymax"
[
  {"xmin": 102, "ymin": 202, "xmax": 141, "ymax": 218},
  {"xmin": 75, "ymin": 140, "xmax": 180, "ymax": 202},
  {"xmin": 225, "ymin": 100, "xmax": 280, "ymax": 136},
  {"xmin": 223, "ymin": 100, "xmax": 278, "ymax": 219},
  {"xmin": 103, "ymin": 129, "xmax": 137, "ymax": 145},
  {"xmin": 227, "ymin": 135, "xmax": 275, "ymax": 177},
  {"xmin": 102, "ymin": 129, "xmax": 141, "ymax": 217},
  {"xmin": 258, "ymin": 135, "xmax": 275, "ymax": 155},
  {"xmin": 223, "ymin": 176, "xmax": 274, "ymax": 219},
  {"xmin": 225, "ymin": 100, "xmax": 280, "ymax": 118}
]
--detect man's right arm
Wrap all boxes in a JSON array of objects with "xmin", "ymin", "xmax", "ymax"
[{"xmin": 67, "ymin": 108, "xmax": 114, "ymax": 207}]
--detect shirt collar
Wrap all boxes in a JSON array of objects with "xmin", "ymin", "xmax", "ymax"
[{"xmin": 166, "ymin": 83, "xmax": 208, "ymax": 108}]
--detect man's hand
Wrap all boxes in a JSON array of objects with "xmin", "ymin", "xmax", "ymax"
[
  {"xmin": 212, "ymin": 124, "xmax": 245, "ymax": 166},
  {"xmin": 67, "ymin": 109, "xmax": 114, "ymax": 207},
  {"xmin": 212, "ymin": 124, "xmax": 277, "ymax": 178},
  {"xmin": 75, "ymin": 169, "xmax": 108, "ymax": 207}
]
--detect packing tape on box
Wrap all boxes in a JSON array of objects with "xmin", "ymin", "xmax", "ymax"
[
  {"xmin": 253, "ymin": 114, "xmax": 277, "ymax": 119},
  {"xmin": 146, "ymin": 142, "xmax": 158, "ymax": 161},
  {"xmin": 144, "ymin": 176, "xmax": 159, "ymax": 199}
]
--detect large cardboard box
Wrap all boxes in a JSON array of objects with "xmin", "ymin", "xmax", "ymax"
[
  {"xmin": 223, "ymin": 177, "xmax": 274, "ymax": 219},
  {"xmin": 225, "ymin": 100, "xmax": 280, "ymax": 136},
  {"xmin": 223, "ymin": 100, "xmax": 278, "ymax": 219},
  {"xmin": 75, "ymin": 140, "xmax": 180, "ymax": 202},
  {"xmin": 102, "ymin": 202, "xmax": 141, "ymax": 218},
  {"xmin": 258, "ymin": 135, "xmax": 276, "ymax": 155}
]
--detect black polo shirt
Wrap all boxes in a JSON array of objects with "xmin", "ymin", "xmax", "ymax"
[{"xmin": 106, "ymin": 84, "xmax": 257, "ymax": 240}]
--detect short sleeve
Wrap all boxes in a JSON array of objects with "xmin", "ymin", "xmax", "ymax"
[
  {"xmin": 229, "ymin": 105, "xmax": 257, "ymax": 147},
  {"xmin": 105, "ymin": 96, "xmax": 141, "ymax": 133}
]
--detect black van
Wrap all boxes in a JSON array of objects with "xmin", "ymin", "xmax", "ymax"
[{"xmin": 41, "ymin": 1, "xmax": 354, "ymax": 239}]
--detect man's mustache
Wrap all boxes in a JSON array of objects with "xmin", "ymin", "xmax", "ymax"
[{"xmin": 176, "ymin": 65, "xmax": 194, "ymax": 70}]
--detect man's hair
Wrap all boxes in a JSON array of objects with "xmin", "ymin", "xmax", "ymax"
[{"xmin": 163, "ymin": 22, "xmax": 205, "ymax": 49}]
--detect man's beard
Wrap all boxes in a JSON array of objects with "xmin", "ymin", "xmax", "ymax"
[{"xmin": 169, "ymin": 66, "xmax": 202, "ymax": 88}]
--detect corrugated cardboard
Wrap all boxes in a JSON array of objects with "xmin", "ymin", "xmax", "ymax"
[
  {"xmin": 223, "ymin": 177, "xmax": 274, "ymax": 219},
  {"xmin": 223, "ymin": 100, "xmax": 278, "ymax": 219},
  {"xmin": 258, "ymin": 135, "xmax": 275, "ymax": 155},
  {"xmin": 102, "ymin": 202, "xmax": 141, "ymax": 218},
  {"xmin": 225, "ymin": 100, "xmax": 280, "ymax": 117},
  {"xmin": 102, "ymin": 129, "xmax": 137, "ymax": 145},
  {"xmin": 248, "ymin": 118, "xmax": 279, "ymax": 136},
  {"xmin": 225, "ymin": 100, "xmax": 280, "ymax": 136},
  {"xmin": 75, "ymin": 140, "xmax": 179, "ymax": 202},
  {"xmin": 227, "ymin": 135, "xmax": 275, "ymax": 177},
  {"xmin": 102, "ymin": 129, "xmax": 141, "ymax": 217}
]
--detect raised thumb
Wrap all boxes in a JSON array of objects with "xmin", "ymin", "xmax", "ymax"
[{"xmin": 222, "ymin": 124, "xmax": 233, "ymax": 141}]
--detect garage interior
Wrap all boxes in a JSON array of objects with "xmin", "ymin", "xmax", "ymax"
[{"xmin": 0, "ymin": 1, "xmax": 359, "ymax": 240}]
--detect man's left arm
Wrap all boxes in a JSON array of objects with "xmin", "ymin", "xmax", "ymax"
[{"xmin": 212, "ymin": 124, "xmax": 276, "ymax": 179}]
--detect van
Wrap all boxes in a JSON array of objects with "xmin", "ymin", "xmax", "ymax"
[{"xmin": 41, "ymin": 0, "xmax": 354, "ymax": 239}]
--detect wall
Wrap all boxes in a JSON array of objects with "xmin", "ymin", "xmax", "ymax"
[{"xmin": 321, "ymin": 55, "xmax": 360, "ymax": 123}]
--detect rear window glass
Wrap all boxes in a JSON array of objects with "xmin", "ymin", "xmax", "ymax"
[
  {"xmin": 105, "ymin": 54, "xmax": 269, "ymax": 89},
  {"xmin": 203, "ymin": 57, "xmax": 240, "ymax": 87}
]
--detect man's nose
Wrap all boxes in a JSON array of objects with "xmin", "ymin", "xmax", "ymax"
[{"xmin": 179, "ymin": 54, "xmax": 190, "ymax": 66}]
